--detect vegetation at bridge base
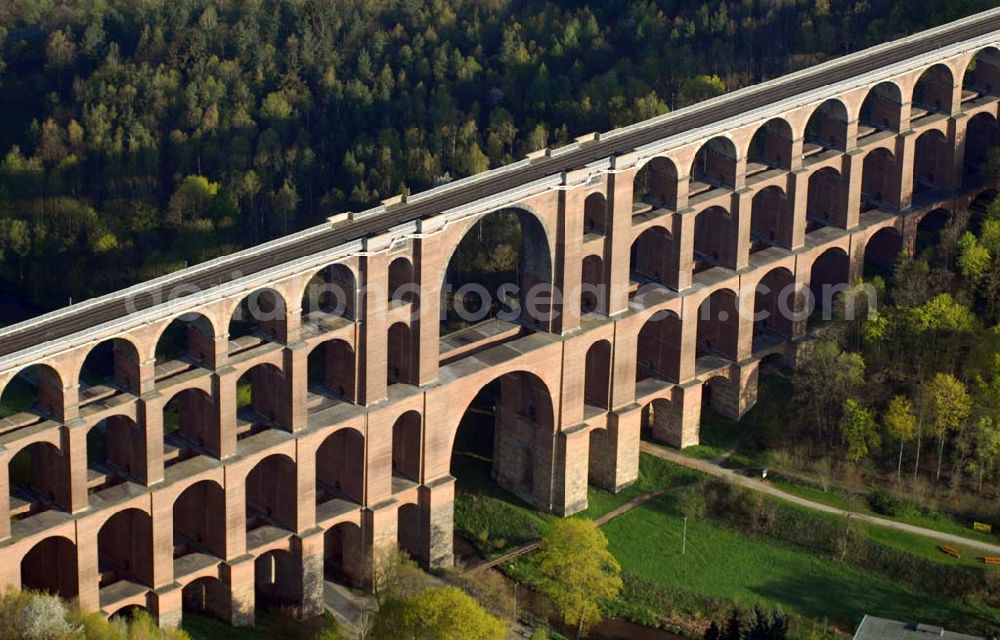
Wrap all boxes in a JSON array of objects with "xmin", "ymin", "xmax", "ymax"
[
  {"xmin": 0, "ymin": 0, "xmax": 996, "ymax": 314},
  {"xmin": 717, "ymin": 192, "xmax": 1000, "ymax": 542},
  {"xmin": 0, "ymin": 590, "xmax": 191, "ymax": 640}
]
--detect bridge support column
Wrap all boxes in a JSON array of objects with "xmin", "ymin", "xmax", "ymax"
[
  {"xmin": 897, "ymin": 131, "xmax": 917, "ymax": 211},
  {"xmin": 0, "ymin": 448, "xmax": 9, "ymax": 541},
  {"xmin": 224, "ymin": 480, "xmax": 247, "ymax": 561},
  {"xmin": 223, "ymin": 555, "xmax": 256, "ymax": 627},
  {"xmin": 362, "ymin": 501, "xmax": 399, "ymax": 592},
  {"xmin": 76, "ymin": 527, "xmax": 100, "ymax": 613},
  {"xmin": 284, "ymin": 343, "xmax": 309, "ymax": 432},
  {"xmin": 649, "ymin": 383, "xmax": 702, "ymax": 449},
  {"xmin": 789, "ymin": 169, "xmax": 809, "ymax": 250},
  {"xmin": 417, "ymin": 477, "xmax": 455, "ymax": 569},
  {"xmin": 150, "ymin": 584, "xmax": 183, "ymax": 629},
  {"xmin": 139, "ymin": 392, "xmax": 165, "ymax": 485},
  {"xmin": 952, "ymin": 113, "xmax": 970, "ymax": 190},
  {"xmin": 589, "ymin": 409, "xmax": 640, "ymax": 492},
  {"xmin": 555, "ymin": 185, "xmax": 585, "ymax": 333},
  {"xmin": 150, "ymin": 491, "xmax": 175, "ymax": 590},
  {"xmin": 734, "ymin": 189, "xmax": 753, "ymax": 271},
  {"xmin": 214, "ymin": 367, "xmax": 237, "ymax": 459},
  {"xmin": 675, "ymin": 211, "xmax": 696, "ymax": 291},
  {"xmin": 552, "ymin": 425, "xmax": 589, "ymax": 516},
  {"xmin": 843, "ymin": 150, "xmax": 865, "ymax": 229},
  {"xmin": 294, "ymin": 529, "xmax": 326, "ymax": 619},
  {"xmin": 359, "ymin": 245, "xmax": 390, "ymax": 405},
  {"xmin": 414, "ymin": 224, "xmax": 444, "ymax": 386},
  {"xmin": 708, "ymin": 362, "xmax": 759, "ymax": 421},
  {"xmin": 605, "ymin": 165, "xmax": 637, "ymax": 316},
  {"xmin": 677, "ymin": 302, "xmax": 699, "ymax": 383},
  {"xmin": 66, "ymin": 419, "xmax": 89, "ymax": 513}
]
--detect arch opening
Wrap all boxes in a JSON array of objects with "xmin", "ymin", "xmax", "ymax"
[
  {"xmin": 864, "ymin": 227, "xmax": 904, "ymax": 279},
  {"xmin": 965, "ymin": 47, "xmax": 1000, "ymax": 98},
  {"xmin": 694, "ymin": 206, "xmax": 736, "ymax": 271},
  {"xmin": 697, "ymin": 289, "xmax": 740, "ymax": 362},
  {"xmin": 584, "ymin": 340, "xmax": 612, "ymax": 410},
  {"xmin": 913, "ymin": 64, "xmax": 955, "ymax": 117},
  {"xmin": 80, "ymin": 338, "xmax": 141, "ymax": 403},
  {"xmin": 397, "ymin": 503, "xmax": 422, "ymax": 562},
  {"xmin": 636, "ymin": 312, "xmax": 682, "ymax": 384},
  {"xmin": 748, "ymin": 118, "xmax": 793, "ymax": 172},
  {"xmin": 441, "ymin": 208, "xmax": 553, "ymax": 344},
  {"xmin": 9, "ymin": 441, "xmax": 68, "ymax": 521},
  {"xmin": 388, "ymin": 256, "xmax": 416, "ymax": 304},
  {"xmin": 809, "ymin": 247, "xmax": 851, "ymax": 327},
  {"xmin": 750, "ymin": 186, "xmax": 793, "ymax": 252},
  {"xmin": 254, "ymin": 550, "xmax": 302, "ymax": 613},
  {"xmin": 691, "ymin": 137, "xmax": 738, "ymax": 193},
  {"xmin": 246, "ymin": 454, "xmax": 297, "ymax": 533},
  {"xmin": 630, "ymin": 226, "xmax": 676, "ymax": 290},
  {"xmin": 387, "ymin": 322, "xmax": 416, "ymax": 386},
  {"xmin": 807, "ymin": 167, "xmax": 846, "ymax": 230},
  {"xmin": 392, "ymin": 411, "xmax": 422, "ymax": 485},
  {"xmin": 964, "ymin": 112, "xmax": 1000, "ymax": 187},
  {"xmin": 302, "ymin": 263, "xmax": 357, "ymax": 328},
  {"xmin": 316, "ymin": 428, "xmax": 365, "ymax": 506},
  {"xmin": 451, "ymin": 372, "xmax": 555, "ymax": 510},
  {"xmin": 182, "ymin": 577, "xmax": 232, "ymax": 624},
  {"xmin": 753, "ymin": 268, "xmax": 797, "ymax": 353},
  {"xmin": 633, "ymin": 157, "xmax": 679, "ymax": 213},
  {"xmin": 173, "ymin": 479, "xmax": 226, "ymax": 564},
  {"xmin": 229, "ymin": 289, "xmax": 287, "ymax": 352},
  {"xmin": 21, "ymin": 536, "xmax": 78, "ymax": 599},
  {"xmin": 859, "ymin": 82, "xmax": 903, "ymax": 134},
  {"xmin": 155, "ymin": 313, "xmax": 215, "ymax": 369},
  {"xmin": 639, "ymin": 398, "xmax": 676, "ymax": 445},
  {"xmin": 98, "ymin": 508, "xmax": 153, "ymax": 589},
  {"xmin": 581, "ymin": 254, "xmax": 607, "ymax": 315},
  {"xmin": 913, "ymin": 130, "xmax": 952, "ymax": 194},
  {"xmin": 236, "ymin": 363, "xmax": 288, "ymax": 440},
  {"xmin": 916, "ymin": 208, "xmax": 952, "ymax": 260},
  {"xmin": 0, "ymin": 364, "xmax": 64, "ymax": 423},
  {"xmin": 804, "ymin": 99, "xmax": 848, "ymax": 152},
  {"xmin": 163, "ymin": 388, "xmax": 216, "ymax": 466},
  {"xmin": 324, "ymin": 522, "xmax": 364, "ymax": 587},
  {"xmin": 307, "ymin": 339, "xmax": 356, "ymax": 409},
  {"xmin": 87, "ymin": 415, "xmax": 143, "ymax": 492},
  {"xmin": 583, "ymin": 193, "xmax": 609, "ymax": 236},
  {"xmin": 861, "ymin": 148, "xmax": 900, "ymax": 213}
]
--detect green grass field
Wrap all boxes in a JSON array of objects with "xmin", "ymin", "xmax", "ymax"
[{"xmin": 599, "ymin": 493, "xmax": 1000, "ymax": 631}]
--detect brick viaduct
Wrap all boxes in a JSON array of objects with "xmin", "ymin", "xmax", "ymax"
[{"xmin": 0, "ymin": 10, "xmax": 999, "ymax": 630}]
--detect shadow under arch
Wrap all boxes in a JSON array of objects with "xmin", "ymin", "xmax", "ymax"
[
  {"xmin": 449, "ymin": 370, "xmax": 556, "ymax": 512},
  {"xmin": 441, "ymin": 207, "xmax": 553, "ymax": 341}
]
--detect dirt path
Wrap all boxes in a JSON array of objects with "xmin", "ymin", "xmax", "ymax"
[{"xmin": 641, "ymin": 441, "xmax": 1000, "ymax": 557}]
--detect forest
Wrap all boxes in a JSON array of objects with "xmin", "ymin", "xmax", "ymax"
[{"xmin": 0, "ymin": 0, "xmax": 994, "ymax": 312}]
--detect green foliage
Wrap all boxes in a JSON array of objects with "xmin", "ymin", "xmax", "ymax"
[
  {"xmin": 678, "ymin": 75, "xmax": 727, "ymax": 107},
  {"xmin": 370, "ymin": 587, "xmax": 506, "ymax": 640},
  {"xmin": 534, "ymin": 519, "xmax": 623, "ymax": 635},
  {"xmin": 840, "ymin": 399, "xmax": 879, "ymax": 464},
  {"xmin": 0, "ymin": 591, "xmax": 192, "ymax": 640}
]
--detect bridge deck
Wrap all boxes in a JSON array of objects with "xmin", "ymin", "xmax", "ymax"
[{"xmin": 0, "ymin": 10, "xmax": 999, "ymax": 359}]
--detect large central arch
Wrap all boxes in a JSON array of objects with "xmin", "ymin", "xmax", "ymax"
[
  {"xmin": 441, "ymin": 208, "xmax": 553, "ymax": 340},
  {"xmin": 449, "ymin": 370, "xmax": 556, "ymax": 510}
]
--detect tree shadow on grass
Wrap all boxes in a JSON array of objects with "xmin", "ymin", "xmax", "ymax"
[{"xmin": 747, "ymin": 570, "xmax": 1000, "ymax": 633}]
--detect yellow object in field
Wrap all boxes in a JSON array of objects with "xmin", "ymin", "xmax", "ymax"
[{"xmin": 974, "ymin": 522, "xmax": 993, "ymax": 534}]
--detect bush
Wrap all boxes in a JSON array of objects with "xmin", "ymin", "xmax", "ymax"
[{"xmin": 867, "ymin": 489, "xmax": 906, "ymax": 516}]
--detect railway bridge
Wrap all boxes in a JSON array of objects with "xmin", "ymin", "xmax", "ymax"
[{"xmin": 1, "ymin": 9, "xmax": 1000, "ymax": 628}]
